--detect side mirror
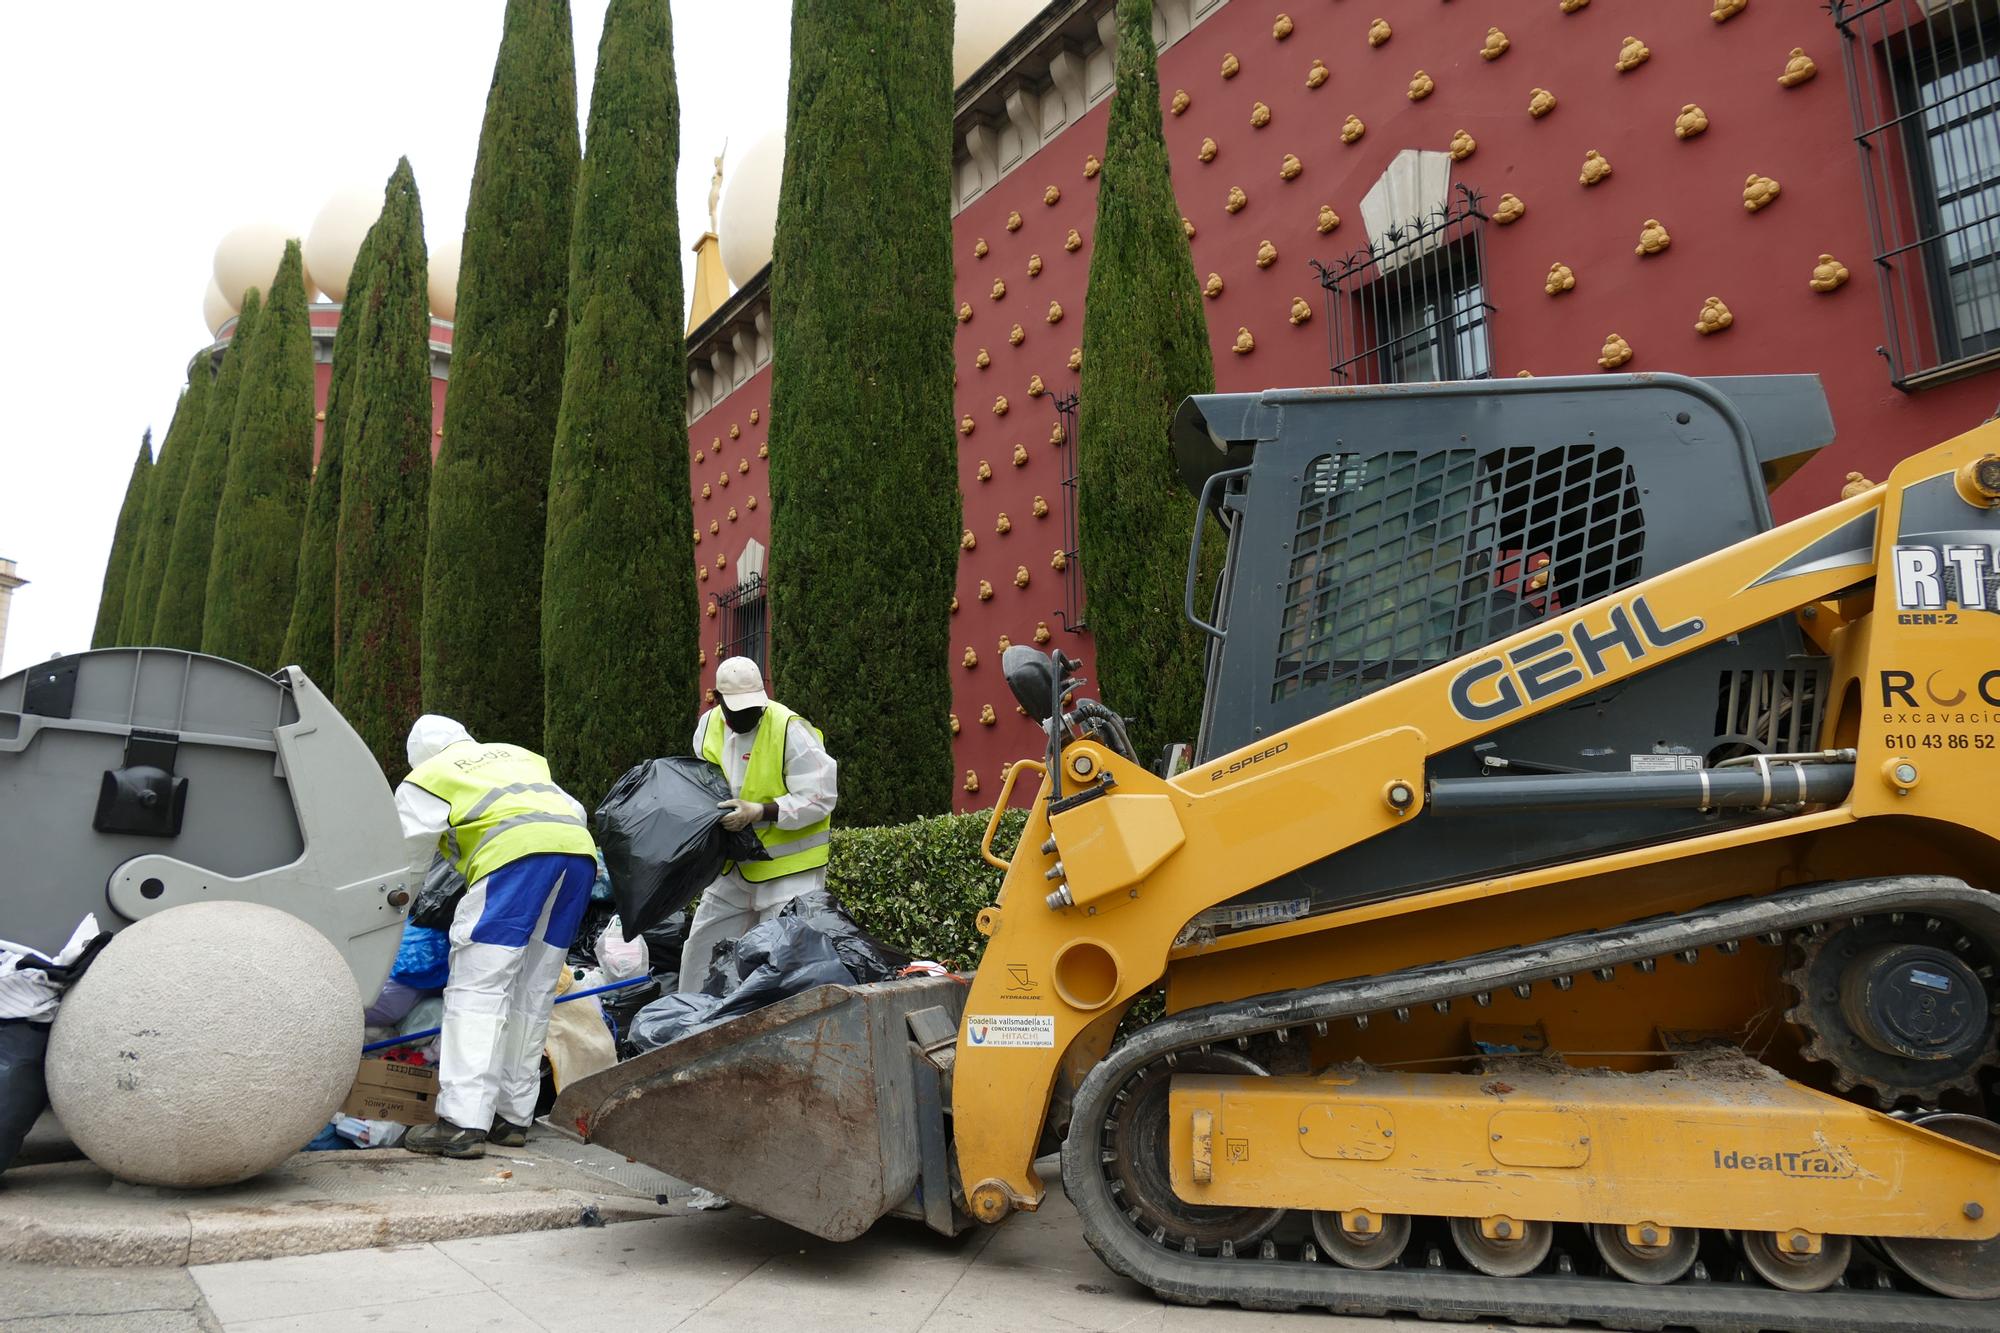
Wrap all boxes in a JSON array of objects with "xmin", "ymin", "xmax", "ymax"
[{"xmin": 1002, "ymin": 645, "xmax": 1056, "ymax": 722}]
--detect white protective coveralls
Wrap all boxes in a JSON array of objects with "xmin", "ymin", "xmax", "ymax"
[
  {"xmin": 395, "ymin": 716, "xmax": 596, "ymax": 1131},
  {"xmin": 677, "ymin": 707, "xmax": 838, "ymax": 988}
]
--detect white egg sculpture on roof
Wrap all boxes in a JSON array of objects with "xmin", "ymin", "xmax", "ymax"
[
  {"xmin": 428, "ymin": 234, "xmax": 462, "ymax": 321},
  {"xmin": 718, "ymin": 130, "xmax": 783, "ymax": 288},
  {"xmin": 213, "ymin": 221, "xmax": 297, "ymax": 312},
  {"xmin": 203, "ymin": 280, "xmax": 234, "ymax": 338},
  {"xmin": 304, "ymin": 184, "xmax": 382, "ymax": 303},
  {"xmin": 954, "ymin": 0, "xmax": 1043, "ymax": 86}
]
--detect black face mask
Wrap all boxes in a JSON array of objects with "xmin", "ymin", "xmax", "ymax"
[{"xmin": 723, "ymin": 703, "xmax": 765, "ymax": 735}]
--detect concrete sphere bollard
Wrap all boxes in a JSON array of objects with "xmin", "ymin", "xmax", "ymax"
[{"xmin": 47, "ymin": 902, "xmax": 362, "ymax": 1187}]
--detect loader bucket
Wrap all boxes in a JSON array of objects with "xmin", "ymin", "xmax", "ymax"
[{"xmin": 548, "ymin": 975, "xmax": 969, "ymax": 1242}]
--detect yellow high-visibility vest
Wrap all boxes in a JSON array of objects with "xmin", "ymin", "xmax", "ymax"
[
  {"xmin": 405, "ymin": 743, "xmax": 595, "ymax": 884},
  {"xmin": 701, "ymin": 702, "xmax": 831, "ymax": 882}
]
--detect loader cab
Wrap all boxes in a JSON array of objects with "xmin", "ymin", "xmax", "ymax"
[{"xmin": 1171, "ymin": 374, "xmax": 1839, "ymax": 917}]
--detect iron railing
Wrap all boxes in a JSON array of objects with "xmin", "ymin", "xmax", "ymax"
[
  {"xmin": 1311, "ymin": 182, "xmax": 1494, "ymax": 385},
  {"xmin": 1053, "ymin": 390, "xmax": 1086, "ymax": 633},
  {"xmin": 717, "ymin": 573, "xmax": 767, "ymax": 672},
  {"xmin": 1832, "ymin": 0, "xmax": 2000, "ymax": 388}
]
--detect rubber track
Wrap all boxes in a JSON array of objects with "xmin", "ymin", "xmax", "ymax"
[{"xmin": 1060, "ymin": 876, "xmax": 2000, "ymax": 1331}]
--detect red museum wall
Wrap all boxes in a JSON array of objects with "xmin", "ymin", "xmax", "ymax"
[{"xmin": 680, "ymin": 1, "xmax": 2000, "ymax": 814}]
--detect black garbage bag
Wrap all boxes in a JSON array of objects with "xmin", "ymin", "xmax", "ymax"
[
  {"xmin": 626, "ymin": 991, "xmax": 721, "ymax": 1051},
  {"xmin": 700, "ymin": 935, "xmax": 744, "ymax": 997},
  {"xmin": 595, "ymin": 758, "xmax": 768, "ymax": 938},
  {"xmin": 0, "ymin": 1021, "xmax": 50, "ymax": 1174},
  {"xmin": 411, "ymin": 854, "xmax": 468, "ymax": 931},
  {"xmin": 777, "ymin": 890, "xmax": 911, "ymax": 984},
  {"xmin": 600, "ymin": 976, "xmax": 665, "ymax": 1056},
  {"xmin": 639, "ymin": 910, "xmax": 689, "ymax": 977},
  {"xmin": 628, "ymin": 916, "xmax": 855, "ymax": 1052},
  {"xmin": 566, "ymin": 899, "xmax": 620, "ymax": 969}
]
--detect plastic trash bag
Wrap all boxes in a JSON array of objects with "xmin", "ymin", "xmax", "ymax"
[
  {"xmin": 389, "ymin": 922, "xmax": 451, "ymax": 992},
  {"xmin": 396, "ymin": 997, "xmax": 446, "ymax": 1056},
  {"xmin": 304, "ymin": 1119, "xmax": 350, "ymax": 1152},
  {"xmin": 0, "ymin": 1021, "xmax": 50, "ymax": 1173},
  {"xmin": 333, "ymin": 1115, "xmax": 406, "ymax": 1148},
  {"xmin": 595, "ymin": 758, "xmax": 767, "ymax": 938},
  {"xmin": 777, "ymin": 890, "xmax": 911, "ymax": 984},
  {"xmin": 411, "ymin": 854, "xmax": 468, "ymax": 930},
  {"xmin": 601, "ymin": 977, "xmax": 664, "ymax": 1053},
  {"xmin": 595, "ymin": 917, "xmax": 649, "ymax": 982},
  {"xmin": 639, "ymin": 911, "xmax": 688, "ymax": 977},
  {"xmin": 628, "ymin": 917, "xmax": 855, "ymax": 1053},
  {"xmin": 626, "ymin": 991, "xmax": 721, "ymax": 1051}
]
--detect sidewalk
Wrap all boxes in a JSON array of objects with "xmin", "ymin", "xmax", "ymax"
[
  {"xmin": 175, "ymin": 1192, "xmax": 1501, "ymax": 1332},
  {"xmin": 0, "ymin": 1126, "xmax": 677, "ymax": 1268},
  {"xmin": 0, "ymin": 1132, "xmax": 1515, "ymax": 1332}
]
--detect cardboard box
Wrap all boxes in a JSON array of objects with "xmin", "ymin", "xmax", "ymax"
[{"xmin": 341, "ymin": 1057, "xmax": 439, "ymax": 1126}]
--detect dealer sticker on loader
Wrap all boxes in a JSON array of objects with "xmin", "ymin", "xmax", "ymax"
[{"xmin": 964, "ymin": 1014, "xmax": 1055, "ymax": 1047}]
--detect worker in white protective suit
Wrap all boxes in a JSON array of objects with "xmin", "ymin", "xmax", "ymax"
[
  {"xmin": 679, "ymin": 658, "xmax": 839, "ymax": 988},
  {"xmin": 395, "ymin": 715, "xmax": 598, "ymax": 1158}
]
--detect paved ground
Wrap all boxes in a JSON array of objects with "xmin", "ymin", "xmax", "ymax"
[
  {"xmin": 2, "ymin": 1192, "xmax": 1518, "ymax": 1332},
  {"xmin": 0, "ymin": 1126, "xmax": 676, "ymax": 1267}
]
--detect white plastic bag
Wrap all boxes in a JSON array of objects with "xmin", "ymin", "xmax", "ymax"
[
  {"xmin": 333, "ymin": 1115, "xmax": 407, "ymax": 1148},
  {"xmin": 595, "ymin": 917, "xmax": 650, "ymax": 982}
]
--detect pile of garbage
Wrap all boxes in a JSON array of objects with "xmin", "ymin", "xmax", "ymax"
[
  {"xmin": 625, "ymin": 891, "xmax": 914, "ymax": 1052},
  {"xmin": 318, "ymin": 754, "xmax": 938, "ymax": 1148},
  {"xmin": 5, "ymin": 751, "xmax": 947, "ymax": 1169}
]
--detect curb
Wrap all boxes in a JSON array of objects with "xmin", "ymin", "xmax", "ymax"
[{"xmin": 0, "ymin": 1190, "xmax": 661, "ymax": 1267}]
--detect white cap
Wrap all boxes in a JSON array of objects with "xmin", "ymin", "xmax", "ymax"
[
  {"xmin": 406, "ymin": 714, "xmax": 473, "ymax": 770},
  {"xmin": 714, "ymin": 657, "xmax": 770, "ymax": 709}
]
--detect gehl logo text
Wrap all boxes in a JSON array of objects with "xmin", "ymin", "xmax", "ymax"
[{"xmin": 1449, "ymin": 595, "xmax": 1704, "ymax": 723}]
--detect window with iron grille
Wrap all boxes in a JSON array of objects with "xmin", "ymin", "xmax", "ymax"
[
  {"xmin": 1312, "ymin": 183, "xmax": 1494, "ymax": 385},
  {"xmin": 1832, "ymin": 0, "xmax": 2000, "ymax": 387},
  {"xmin": 1272, "ymin": 446, "xmax": 1646, "ymax": 706},
  {"xmin": 717, "ymin": 574, "xmax": 767, "ymax": 673}
]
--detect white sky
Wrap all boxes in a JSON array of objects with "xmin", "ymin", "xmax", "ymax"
[{"xmin": 0, "ymin": 1, "xmax": 793, "ymax": 678}]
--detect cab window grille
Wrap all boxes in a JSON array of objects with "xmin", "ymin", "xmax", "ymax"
[{"xmin": 1273, "ymin": 446, "xmax": 1647, "ymax": 706}]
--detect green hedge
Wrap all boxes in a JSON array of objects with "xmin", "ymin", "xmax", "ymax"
[{"xmin": 827, "ymin": 809, "xmax": 1024, "ymax": 971}]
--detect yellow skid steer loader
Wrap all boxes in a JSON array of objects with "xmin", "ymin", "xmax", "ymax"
[{"xmin": 556, "ymin": 373, "xmax": 2000, "ymax": 1329}]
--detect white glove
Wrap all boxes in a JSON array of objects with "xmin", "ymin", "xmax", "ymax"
[{"xmin": 717, "ymin": 798, "xmax": 763, "ymax": 832}]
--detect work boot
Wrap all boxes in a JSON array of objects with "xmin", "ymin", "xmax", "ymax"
[
  {"xmin": 487, "ymin": 1118, "xmax": 529, "ymax": 1148},
  {"xmin": 403, "ymin": 1120, "xmax": 487, "ymax": 1158}
]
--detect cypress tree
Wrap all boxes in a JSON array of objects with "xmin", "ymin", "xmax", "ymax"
[
  {"xmin": 1077, "ymin": 0, "xmax": 1217, "ymax": 756},
  {"xmin": 335, "ymin": 161, "xmax": 432, "ymax": 778},
  {"xmin": 767, "ymin": 0, "xmax": 959, "ymax": 827},
  {"xmin": 128, "ymin": 364, "xmax": 212, "ymax": 645},
  {"xmin": 423, "ymin": 0, "xmax": 581, "ymax": 748},
  {"xmin": 154, "ymin": 292, "xmax": 261, "ymax": 650},
  {"xmin": 91, "ymin": 432, "xmax": 152, "ymax": 647},
  {"xmin": 203, "ymin": 241, "xmax": 315, "ymax": 666},
  {"xmin": 281, "ymin": 223, "xmax": 378, "ymax": 687},
  {"xmin": 542, "ymin": 0, "xmax": 695, "ymax": 806},
  {"xmin": 113, "ymin": 425, "xmax": 158, "ymax": 645}
]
